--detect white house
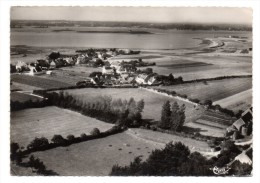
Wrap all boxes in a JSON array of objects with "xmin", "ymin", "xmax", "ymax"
[
  {"xmin": 102, "ymin": 66, "xmax": 114, "ymax": 75},
  {"xmin": 25, "ymin": 66, "xmax": 46, "ymax": 76}
]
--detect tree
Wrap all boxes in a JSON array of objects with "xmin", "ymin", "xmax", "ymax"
[
  {"xmin": 51, "ymin": 135, "xmax": 66, "ymax": 144},
  {"xmin": 170, "ymin": 102, "xmax": 180, "ymax": 131},
  {"xmin": 28, "ymin": 155, "xmax": 46, "ymax": 173},
  {"xmin": 159, "ymin": 101, "xmax": 171, "ymax": 129},
  {"xmin": 95, "ymin": 58, "xmax": 104, "ymax": 67},
  {"xmin": 27, "ymin": 137, "xmax": 49, "ymax": 150},
  {"xmin": 204, "ymin": 100, "xmax": 213, "ymax": 107},
  {"xmin": 90, "ymin": 128, "xmax": 100, "ymax": 136},
  {"xmin": 168, "ymin": 73, "xmax": 174, "ymax": 82},
  {"xmin": 170, "ymin": 103, "xmax": 185, "ymax": 131},
  {"xmin": 80, "ymin": 133, "xmax": 87, "ymax": 139},
  {"xmin": 11, "ymin": 142, "xmax": 20, "ymax": 156},
  {"xmin": 48, "ymin": 52, "xmax": 60, "ymax": 60},
  {"xmin": 137, "ymin": 99, "xmax": 145, "ymax": 113},
  {"xmin": 178, "ymin": 104, "xmax": 186, "ymax": 130},
  {"xmin": 67, "ymin": 134, "xmax": 75, "ymax": 141}
]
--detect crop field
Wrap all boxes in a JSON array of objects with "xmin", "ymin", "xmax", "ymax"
[
  {"xmin": 27, "ymin": 131, "xmax": 163, "ymax": 175},
  {"xmin": 141, "ymin": 54, "xmax": 251, "ymax": 80},
  {"xmin": 184, "ymin": 110, "xmax": 235, "ymax": 137},
  {"xmin": 11, "ymin": 74, "xmax": 72, "ymax": 89},
  {"xmin": 27, "ymin": 128, "xmax": 209, "ymax": 176},
  {"xmin": 127, "ymin": 128, "xmax": 210, "ymax": 152},
  {"xmin": 214, "ymin": 89, "xmax": 252, "ymax": 113},
  {"xmin": 151, "ymin": 77, "xmax": 252, "ymax": 103},
  {"xmin": 64, "ymin": 88, "xmax": 205, "ymax": 123},
  {"xmin": 11, "ymin": 92, "xmax": 43, "ymax": 102},
  {"xmin": 59, "ymin": 66, "xmax": 101, "ymax": 77},
  {"xmin": 11, "ymin": 82, "xmax": 43, "ymax": 91},
  {"xmin": 11, "ymin": 106, "xmax": 114, "ymax": 147}
]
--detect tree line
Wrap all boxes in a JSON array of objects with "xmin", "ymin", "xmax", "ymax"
[{"xmin": 45, "ymin": 92, "xmax": 145, "ymax": 127}]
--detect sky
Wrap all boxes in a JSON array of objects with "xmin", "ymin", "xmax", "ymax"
[{"xmin": 11, "ymin": 7, "xmax": 252, "ymax": 25}]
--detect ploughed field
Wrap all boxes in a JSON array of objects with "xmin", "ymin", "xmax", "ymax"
[
  {"xmin": 64, "ymin": 87, "xmax": 205, "ymax": 123},
  {"xmin": 151, "ymin": 77, "xmax": 252, "ymax": 103},
  {"xmin": 11, "ymin": 106, "xmax": 114, "ymax": 147},
  {"xmin": 185, "ymin": 110, "xmax": 235, "ymax": 137},
  {"xmin": 27, "ymin": 129, "xmax": 209, "ymax": 176},
  {"xmin": 11, "ymin": 92, "xmax": 43, "ymax": 103}
]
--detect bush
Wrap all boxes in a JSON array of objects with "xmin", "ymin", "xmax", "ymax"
[
  {"xmin": 80, "ymin": 133, "xmax": 87, "ymax": 139},
  {"xmin": 27, "ymin": 137, "xmax": 49, "ymax": 150},
  {"xmin": 67, "ymin": 134, "xmax": 75, "ymax": 141},
  {"xmin": 51, "ymin": 135, "xmax": 66, "ymax": 144},
  {"xmin": 90, "ymin": 128, "xmax": 100, "ymax": 136}
]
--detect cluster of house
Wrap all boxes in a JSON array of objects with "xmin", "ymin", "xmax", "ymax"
[
  {"xmin": 96, "ymin": 59, "xmax": 161, "ymax": 86},
  {"xmin": 75, "ymin": 49, "xmax": 135, "ymax": 65},
  {"xmin": 226, "ymin": 107, "xmax": 252, "ymax": 140},
  {"xmin": 15, "ymin": 53, "xmax": 76, "ymax": 75},
  {"xmin": 14, "ymin": 48, "xmax": 163, "ymax": 86}
]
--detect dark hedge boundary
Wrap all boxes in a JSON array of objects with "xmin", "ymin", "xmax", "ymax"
[
  {"xmin": 13, "ymin": 125, "xmax": 125, "ymax": 157},
  {"xmin": 183, "ymin": 75, "xmax": 252, "ymax": 84}
]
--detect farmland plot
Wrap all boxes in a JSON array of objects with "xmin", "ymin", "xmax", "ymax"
[
  {"xmin": 11, "ymin": 106, "xmax": 114, "ymax": 147},
  {"xmin": 11, "ymin": 74, "xmax": 72, "ymax": 89},
  {"xmin": 27, "ymin": 129, "xmax": 209, "ymax": 176},
  {"xmin": 64, "ymin": 88, "xmax": 205, "ymax": 123},
  {"xmin": 184, "ymin": 110, "xmax": 235, "ymax": 137},
  {"xmin": 11, "ymin": 92, "xmax": 43, "ymax": 102},
  {"xmin": 11, "ymin": 82, "xmax": 42, "ymax": 91},
  {"xmin": 213, "ymin": 89, "xmax": 252, "ymax": 113},
  {"xmin": 144, "ymin": 54, "xmax": 251, "ymax": 80},
  {"xmin": 151, "ymin": 77, "xmax": 252, "ymax": 103}
]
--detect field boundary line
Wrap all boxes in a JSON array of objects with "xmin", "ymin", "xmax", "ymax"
[
  {"xmin": 140, "ymin": 87, "xmax": 198, "ymax": 106},
  {"xmin": 17, "ymin": 91, "xmax": 45, "ymax": 99}
]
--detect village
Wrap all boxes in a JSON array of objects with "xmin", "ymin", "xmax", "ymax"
[{"xmin": 11, "ymin": 48, "xmax": 185, "ymax": 87}]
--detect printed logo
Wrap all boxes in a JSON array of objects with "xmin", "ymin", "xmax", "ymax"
[{"xmin": 210, "ymin": 166, "xmax": 231, "ymax": 175}]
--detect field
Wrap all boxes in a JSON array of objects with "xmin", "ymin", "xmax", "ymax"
[
  {"xmin": 184, "ymin": 110, "xmax": 235, "ymax": 137},
  {"xmin": 23, "ymin": 128, "xmax": 210, "ymax": 176},
  {"xmin": 151, "ymin": 77, "xmax": 252, "ymax": 103},
  {"xmin": 11, "ymin": 82, "xmax": 42, "ymax": 91},
  {"xmin": 11, "ymin": 106, "xmax": 114, "ymax": 147},
  {"xmin": 64, "ymin": 87, "xmax": 205, "ymax": 123},
  {"xmin": 11, "ymin": 92, "xmax": 43, "ymax": 102},
  {"xmin": 138, "ymin": 53, "xmax": 252, "ymax": 80},
  {"xmin": 214, "ymin": 89, "xmax": 252, "ymax": 113},
  {"xmin": 11, "ymin": 74, "xmax": 73, "ymax": 89}
]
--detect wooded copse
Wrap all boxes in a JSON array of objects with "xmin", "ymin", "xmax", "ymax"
[{"xmin": 159, "ymin": 101, "xmax": 186, "ymax": 131}]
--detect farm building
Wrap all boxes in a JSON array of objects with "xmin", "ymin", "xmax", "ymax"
[
  {"xmin": 63, "ymin": 57, "xmax": 76, "ymax": 65},
  {"xmin": 16, "ymin": 61, "xmax": 29, "ymax": 72},
  {"xmin": 102, "ymin": 66, "xmax": 115, "ymax": 75},
  {"xmin": 49, "ymin": 59, "xmax": 67, "ymax": 69},
  {"xmin": 226, "ymin": 107, "xmax": 252, "ymax": 139},
  {"xmin": 117, "ymin": 64, "xmax": 137, "ymax": 74},
  {"xmin": 136, "ymin": 73, "xmax": 160, "ymax": 85},
  {"xmin": 109, "ymin": 60, "xmax": 121, "ymax": 70},
  {"xmin": 76, "ymin": 55, "xmax": 89, "ymax": 65},
  {"xmin": 135, "ymin": 73, "xmax": 149, "ymax": 84},
  {"xmin": 234, "ymin": 151, "xmax": 252, "ymax": 165},
  {"xmin": 25, "ymin": 65, "xmax": 46, "ymax": 76}
]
